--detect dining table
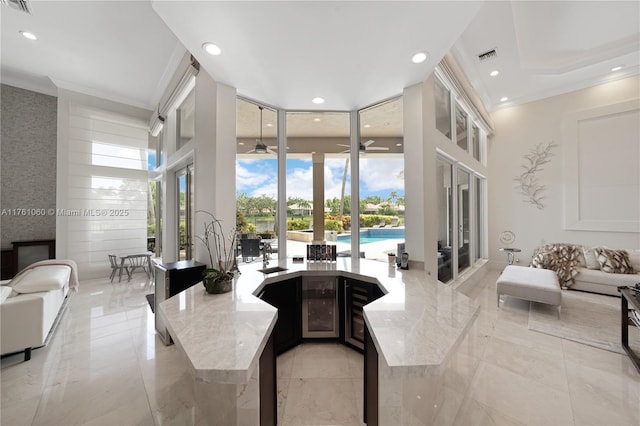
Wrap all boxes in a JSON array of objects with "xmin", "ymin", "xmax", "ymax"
[{"xmin": 119, "ymin": 252, "xmax": 153, "ymax": 282}]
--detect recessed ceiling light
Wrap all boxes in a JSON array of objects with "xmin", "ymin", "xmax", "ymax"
[
  {"xmin": 313, "ymin": 118, "xmax": 321, "ymax": 122},
  {"xmin": 411, "ymin": 52, "xmax": 428, "ymax": 64},
  {"xmin": 363, "ymin": 124, "xmax": 371, "ymax": 128},
  {"xmin": 238, "ymin": 142, "xmax": 245, "ymax": 146},
  {"xmin": 202, "ymin": 42, "xmax": 222, "ymax": 56},
  {"xmin": 611, "ymin": 65, "xmax": 623, "ymax": 72},
  {"xmin": 490, "ymin": 70, "xmax": 499, "ymax": 77},
  {"xmin": 311, "ymin": 97, "xmax": 325, "ymax": 104},
  {"xmin": 500, "ymin": 97, "xmax": 509, "ymax": 102},
  {"xmin": 19, "ymin": 31, "xmax": 37, "ymax": 41},
  {"xmin": 396, "ymin": 143, "xmax": 402, "ymax": 146},
  {"xmin": 266, "ymin": 123, "xmax": 273, "ymax": 127}
]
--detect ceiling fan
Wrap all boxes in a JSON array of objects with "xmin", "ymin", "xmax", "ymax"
[
  {"xmin": 338, "ymin": 139, "xmax": 389, "ymax": 154},
  {"xmin": 246, "ymin": 106, "xmax": 278, "ymax": 155}
]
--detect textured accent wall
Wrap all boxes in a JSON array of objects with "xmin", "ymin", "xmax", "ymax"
[{"xmin": 1, "ymin": 84, "xmax": 57, "ymax": 249}]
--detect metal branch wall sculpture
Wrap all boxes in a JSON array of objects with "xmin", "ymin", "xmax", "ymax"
[{"xmin": 515, "ymin": 141, "xmax": 557, "ymax": 209}]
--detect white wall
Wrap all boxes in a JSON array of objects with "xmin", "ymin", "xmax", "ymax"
[
  {"xmin": 488, "ymin": 76, "xmax": 640, "ymax": 268},
  {"xmin": 192, "ymin": 72, "xmax": 236, "ymax": 267},
  {"xmin": 404, "ymin": 75, "xmax": 488, "ymax": 279},
  {"xmin": 403, "ymin": 84, "xmax": 425, "ymax": 267}
]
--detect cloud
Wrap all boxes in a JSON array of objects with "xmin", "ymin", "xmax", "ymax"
[
  {"xmin": 237, "ymin": 157, "xmax": 403, "ymax": 202},
  {"xmin": 359, "ymin": 158, "xmax": 404, "ymax": 193},
  {"xmin": 237, "ymin": 159, "xmax": 277, "ymax": 196},
  {"xmin": 324, "ymin": 158, "xmax": 350, "ymax": 200},
  {"xmin": 286, "ymin": 164, "xmax": 314, "ymax": 200}
]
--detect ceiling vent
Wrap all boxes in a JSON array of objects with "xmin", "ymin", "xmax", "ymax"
[
  {"xmin": 1, "ymin": 0, "xmax": 32, "ymax": 14},
  {"xmin": 477, "ymin": 48, "xmax": 498, "ymax": 63}
]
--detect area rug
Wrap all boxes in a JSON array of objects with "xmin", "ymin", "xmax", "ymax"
[{"xmin": 528, "ymin": 289, "xmax": 640, "ymax": 354}]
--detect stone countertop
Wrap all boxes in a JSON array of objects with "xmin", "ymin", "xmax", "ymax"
[{"xmin": 157, "ymin": 258, "xmax": 480, "ymax": 385}]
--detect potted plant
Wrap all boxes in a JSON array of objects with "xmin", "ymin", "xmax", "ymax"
[{"xmin": 197, "ymin": 211, "xmax": 237, "ymax": 294}]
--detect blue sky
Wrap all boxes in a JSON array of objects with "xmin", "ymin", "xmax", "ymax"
[
  {"xmin": 237, "ymin": 157, "xmax": 404, "ymax": 201},
  {"xmin": 149, "ymin": 152, "xmax": 404, "ymax": 200}
]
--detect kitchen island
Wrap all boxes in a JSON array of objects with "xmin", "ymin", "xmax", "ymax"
[{"xmin": 157, "ymin": 258, "xmax": 480, "ymax": 425}]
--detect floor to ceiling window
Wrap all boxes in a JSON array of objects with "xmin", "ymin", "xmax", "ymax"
[
  {"xmin": 176, "ymin": 88, "xmax": 195, "ymax": 151},
  {"xmin": 176, "ymin": 164, "xmax": 193, "ymax": 260},
  {"xmin": 455, "ymin": 102, "xmax": 468, "ymax": 151},
  {"xmin": 435, "ymin": 78, "xmax": 452, "ymax": 139},
  {"xmin": 235, "ymin": 97, "xmax": 407, "ymax": 264},
  {"xmin": 457, "ymin": 167, "xmax": 470, "ymax": 273},
  {"xmin": 285, "ymin": 110, "xmax": 350, "ymax": 256},
  {"xmin": 475, "ymin": 175, "xmax": 483, "ymax": 261},
  {"xmin": 357, "ymin": 98, "xmax": 404, "ymax": 261},
  {"xmin": 437, "ymin": 158, "xmax": 454, "ymax": 283},
  {"xmin": 434, "ymin": 70, "xmax": 488, "ymax": 283},
  {"xmin": 236, "ymin": 98, "xmax": 279, "ymax": 258}
]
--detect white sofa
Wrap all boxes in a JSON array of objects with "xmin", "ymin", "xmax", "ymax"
[
  {"xmin": 531, "ymin": 244, "xmax": 640, "ymax": 297},
  {"xmin": 572, "ymin": 247, "xmax": 640, "ymax": 296},
  {"xmin": 1, "ymin": 261, "xmax": 77, "ymax": 361}
]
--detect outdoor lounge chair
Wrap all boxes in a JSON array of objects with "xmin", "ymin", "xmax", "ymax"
[{"xmin": 240, "ymin": 238, "xmax": 261, "ymax": 262}]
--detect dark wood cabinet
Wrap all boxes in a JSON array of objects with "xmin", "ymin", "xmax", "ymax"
[
  {"xmin": 259, "ymin": 331, "xmax": 277, "ymax": 426},
  {"xmin": 364, "ymin": 324, "xmax": 378, "ymax": 425},
  {"xmin": 259, "ymin": 278, "xmax": 302, "ymax": 355},
  {"xmin": 258, "ymin": 275, "xmax": 382, "ymax": 424}
]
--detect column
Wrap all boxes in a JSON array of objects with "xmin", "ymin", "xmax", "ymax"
[{"xmin": 312, "ymin": 152, "xmax": 325, "ymax": 242}]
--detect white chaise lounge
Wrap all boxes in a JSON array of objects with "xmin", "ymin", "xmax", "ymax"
[{"xmin": 497, "ymin": 265, "xmax": 562, "ymax": 318}]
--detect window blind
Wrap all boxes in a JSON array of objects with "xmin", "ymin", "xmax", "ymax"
[{"xmin": 63, "ymin": 102, "xmax": 149, "ymax": 278}]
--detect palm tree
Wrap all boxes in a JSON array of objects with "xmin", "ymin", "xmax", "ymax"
[
  {"xmin": 388, "ymin": 191, "xmax": 398, "ymax": 206},
  {"xmin": 339, "ymin": 158, "xmax": 349, "ymax": 223}
]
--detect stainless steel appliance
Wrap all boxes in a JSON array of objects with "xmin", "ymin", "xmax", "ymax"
[
  {"xmin": 154, "ymin": 260, "xmax": 206, "ymax": 345},
  {"xmin": 302, "ymin": 276, "xmax": 338, "ymax": 338}
]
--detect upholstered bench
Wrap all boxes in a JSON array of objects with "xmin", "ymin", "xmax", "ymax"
[{"xmin": 497, "ymin": 265, "xmax": 562, "ymax": 318}]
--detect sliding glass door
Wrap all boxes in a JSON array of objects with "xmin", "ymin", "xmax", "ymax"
[
  {"xmin": 457, "ymin": 168, "xmax": 470, "ymax": 273},
  {"xmin": 176, "ymin": 164, "xmax": 193, "ymax": 260}
]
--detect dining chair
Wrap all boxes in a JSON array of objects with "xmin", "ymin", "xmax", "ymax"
[
  {"xmin": 108, "ymin": 254, "xmax": 130, "ymax": 283},
  {"xmin": 126, "ymin": 254, "xmax": 152, "ymax": 280}
]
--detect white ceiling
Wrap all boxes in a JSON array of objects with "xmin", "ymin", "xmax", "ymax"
[
  {"xmin": 152, "ymin": 0, "xmax": 482, "ymax": 111},
  {"xmin": 0, "ymin": 0, "xmax": 186, "ymax": 110},
  {"xmin": 1, "ymin": 1, "xmax": 638, "ymax": 116},
  {"xmin": 452, "ymin": 1, "xmax": 640, "ymax": 111}
]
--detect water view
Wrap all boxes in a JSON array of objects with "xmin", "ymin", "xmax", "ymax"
[{"xmin": 337, "ymin": 228, "xmax": 405, "ymax": 245}]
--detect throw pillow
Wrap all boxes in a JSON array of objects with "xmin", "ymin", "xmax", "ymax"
[
  {"xmin": 627, "ymin": 249, "xmax": 640, "ymax": 272},
  {"xmin": 582, "ymin": 247, "xmax": 600, "ymax": 270},
  {"xmin": 594, "ymin": 248, "xmax": 635, "ymax": 274},
  {"xmin": 0, "ymin": 286, "xmax": 13, "ymax": 304}
]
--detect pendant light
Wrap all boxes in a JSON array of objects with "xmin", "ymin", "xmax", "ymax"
[{"xmin": 253, "ymin": 106, "xmax": 267, "ymax": 154}]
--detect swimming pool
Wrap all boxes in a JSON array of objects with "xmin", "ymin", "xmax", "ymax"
[{"xmin": 337, "ymin": 228, "xmax": 405, "ymax": 245}]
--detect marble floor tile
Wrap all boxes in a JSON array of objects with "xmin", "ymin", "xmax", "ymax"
[
  {"xmin": 280, "ymin": 377, "xmax": 362, "ymax": 425},
  {"xmin": 290, "ymin": 342, "xmax": 354, "ymax": 379},
  {"xmin": 465, "ymin": 360, "xmax": 574, "ymax": 425},
  {"xmin": 454, "ymin": 397, "xmax": 526, "ymax": 426},
  {"xmin": 482, "ymin": 335, "xmax": 569, "ymax": 392},
  {"xmin": 2, "ymin": 269, "xmax": 639, "ymax": 425},
  {"xmin": 564, "ymin": 350, "xmax": 640, "ymax": 426}
]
